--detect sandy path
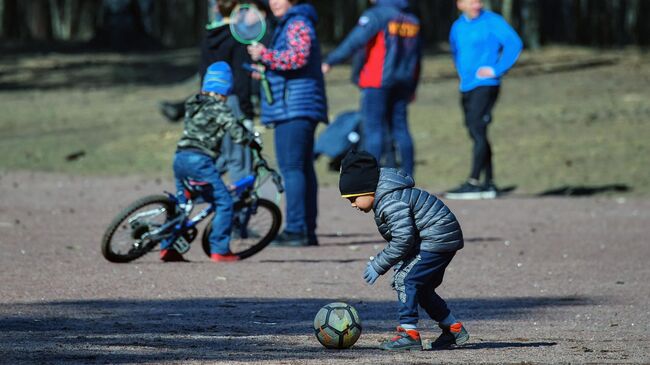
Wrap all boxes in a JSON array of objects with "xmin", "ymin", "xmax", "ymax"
[{"xmin": 0, "ymin": 171, "xmax": 648, "ymax": 364}]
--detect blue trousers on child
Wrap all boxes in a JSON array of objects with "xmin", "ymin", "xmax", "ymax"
[
  {"xmin": 392, "ymin": 251, "xmax": 456, "ymax": 326},
  {"xmin": 169, "ymin": 150, "xmax": 233, "ymax": 255}
]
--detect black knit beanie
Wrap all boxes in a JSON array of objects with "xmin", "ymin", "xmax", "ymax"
[{"xmin": 339, "ymin": 150, "xmax": 380, "ymax": 198}]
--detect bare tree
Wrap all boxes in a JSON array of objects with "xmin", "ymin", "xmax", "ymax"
[
  {"xmin": 48, "ymin": 0, "xmax": 75, "ymax": 40},
  {"xmin": 0, "ymin": 0, "xmax": 4, "ymax": 38},
  {"xmin": 624, "ymin": 0, "xmax": 639, "ymax": 44},
  {"xmin": 502, "ymin": 0, "xmax": 513, "ymax": 24},
  {"xmin": 520, "ymin": 0, "xmax": 540, "ymax": 49},
  {"xmin": 25, "ymin": 0, "xmax": 51, "ymax": 40}
]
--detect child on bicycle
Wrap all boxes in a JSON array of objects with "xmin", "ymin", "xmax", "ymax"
[
  {"xmin": 162, "ymin": 61, "xmax": 262, "ymax": 263},
  {"xmin": 339, "ymin": 150, "xmax": 469, "ymax": 351}
]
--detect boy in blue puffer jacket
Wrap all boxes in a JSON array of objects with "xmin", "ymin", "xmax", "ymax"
[{"xmin": 339, "ymin": 150, "xmax": 469, "ymax": 351}]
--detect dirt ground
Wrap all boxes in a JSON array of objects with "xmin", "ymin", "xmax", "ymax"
[{"xmin": 0, "ymin": 171, "xmax": 648, "ymax": 364}]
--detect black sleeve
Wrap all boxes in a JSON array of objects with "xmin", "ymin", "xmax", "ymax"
[{"xmin": 198, "ymin": 36, "xmax": 210, "ymax": 85}]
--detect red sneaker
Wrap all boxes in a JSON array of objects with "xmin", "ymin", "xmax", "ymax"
[
  {"xmin": 210, "ymin": 252, "xmax": 240, "ymax": 262},
  {"xmin": 160, "ymin": 249, "xmax": 187, "ymax": 262}
]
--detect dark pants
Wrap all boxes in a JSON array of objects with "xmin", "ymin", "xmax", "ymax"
[
  {"xmin": 274, "ymin": 118, "xmax": 318, "ymax": 238},
  {"xmin": 393, "ymin": 251, "xmax": 456, "ymax": 326},
  {"xmin": 462, "ymin": 86, "xmax": 500, "ymax": 182},
  {"xmin": 361, "ymin": 87, "xmax": 415, "ymax": 176}
]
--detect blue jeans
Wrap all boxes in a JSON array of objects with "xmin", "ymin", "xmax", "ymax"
[
  {"xmin": 274, "ymin": 119, "xmax": 318, "ymax": 238},
  {"xmin": 361, "ymin": 87, "xmax": 415, "ymax": 176},
  {"xmin": 393, "ymin": 251, "xmax": 456, "ymax": 325},
  {"xmin": 171, "ymin": 150, "xmax": 233, "ymax": 255}
]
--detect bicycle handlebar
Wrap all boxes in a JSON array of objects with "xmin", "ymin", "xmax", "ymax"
[{"xmin": 252, "ymin": 149, "xmax": 285, "ymax": 194}]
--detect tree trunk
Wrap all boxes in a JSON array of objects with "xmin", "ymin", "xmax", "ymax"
[
  {"xmin": 637, "ymin": 0, "xmax": 650, "ymax": 45},
  {"xmin": 502, "ymin": 0, "xmax": 514, "ymax": 23},
  {"xmin": 333, "ymin": 0, "xmax": 345, "ymax": 40},
  {"xmin": 356, "ymin": 0, "xmax": 367, "ymax": 13},
  {"xmin": 48, "ymin": 0, "xmax": 76, "ymax": 40},
  {"xmin": 624, "ymin": 0, "xmax": 639, "ymax": 44},
  {"xmin": 0, "ymin": 0, "xmax": 4, "ymax": 38},
  {"xmin": 93, "ymin": 0, "xmax": 158, "ymax": 50},
  {"xmin": 25, "ymin": 0, "xmax": 51, "ymax": 40},
  {"xmin": 562, "ymin": 0, "xmax": 576, "ymax": 44},
  {"xmin": 75, "ymin": 0, "xmax": 97, "ymax": 41},
  {"xmin": 483, "ymin": 0, "xmax": 493, "ymax": 11},
  {"xmin": 520, "ymin": 0, "xmax": 540, "ymax": 49}
]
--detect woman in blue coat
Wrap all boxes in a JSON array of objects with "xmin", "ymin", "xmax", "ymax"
[{"xmin": 248, "ymin": 0, "xmax": 327, "ymax": 247}]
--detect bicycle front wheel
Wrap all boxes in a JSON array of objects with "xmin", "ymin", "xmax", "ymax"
[
  {"xmin": 101, "ymin": 195, "xmax": 176, "ymax": 263},
  {"xmin": 202, "ymin": 198, "xmax": 281, "ymax": 260}
]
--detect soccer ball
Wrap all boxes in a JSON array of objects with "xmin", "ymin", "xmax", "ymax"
[{"xmin": 313, "ymin": 302, "xmax": 362, "ymax": 349}]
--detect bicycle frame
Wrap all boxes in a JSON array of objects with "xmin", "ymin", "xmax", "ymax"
[{"xmin": 151, "ymin": 150, "xmax": 283, "ymax": 253}]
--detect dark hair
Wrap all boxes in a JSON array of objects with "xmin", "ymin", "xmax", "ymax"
[
  {"xmin": 217, "ymin": 0, "xmax": 238, "ymax": 17},
  {"xmin": 241, "ymin": 0, "xmax": 270, "ymax": 14}
]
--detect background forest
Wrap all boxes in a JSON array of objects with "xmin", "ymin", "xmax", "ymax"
[{"xmin": 1, "ymin": 0, "xmax": 649, "ymax": 50}]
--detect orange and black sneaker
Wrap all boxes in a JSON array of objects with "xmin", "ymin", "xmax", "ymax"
[
  {"xmin": 160, "ymin": 249, "xmax": 187, "ymax": 262},
  {"xmin": 379, "ymin": 326, "xmax": 422, "ymax": 351},
  {"xmin": 210, "ymin": 252, "xmax": 240, "ymax": 262},
  {"xmin": 429, "ymin": 322, "xmax": 469, "ymax": 350}
]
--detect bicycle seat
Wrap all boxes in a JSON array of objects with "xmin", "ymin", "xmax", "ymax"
[{"xmin": 181, "ymin": 179, "xmax": 212, "ymax": 200}]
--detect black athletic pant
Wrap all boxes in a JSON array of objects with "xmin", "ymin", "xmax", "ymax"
[{"xmin": 461, "ymin": 86, "xmax": 500, "ymax": 183}]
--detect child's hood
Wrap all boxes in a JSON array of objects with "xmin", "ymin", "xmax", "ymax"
[
  {"xmin": 374, "ymin": 168, "xmax": 415, "ymax": 206},
  {"xmin": 284, "ymin": 3, "xmax": 318, "ymax": 25}
]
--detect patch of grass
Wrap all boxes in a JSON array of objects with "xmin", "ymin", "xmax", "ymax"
[{"xmin": 1, "ymin": 47, "xmax": 648, "ymax": 195}]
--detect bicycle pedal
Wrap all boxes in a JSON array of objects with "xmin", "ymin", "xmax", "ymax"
[{"xmin": 172, "ymin": 236, "xmax": 191, "ymax": 254}]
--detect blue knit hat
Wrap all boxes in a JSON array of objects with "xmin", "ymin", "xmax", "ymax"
[{"xmin": 202, "ymin": 61, "xmax": 233, "ymax": 95}]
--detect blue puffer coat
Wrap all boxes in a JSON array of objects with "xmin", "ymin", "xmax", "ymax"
[
  {"xmin": 370, "ymin": 168, "xmax": 464, "ymax": 275},
  {"xmin": 261, "ymin": 4, "xmax": 328, "ymax": 125}
]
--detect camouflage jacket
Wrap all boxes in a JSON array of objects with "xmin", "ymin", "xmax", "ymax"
[{"xmin": 177, "ymin": 94, "xmax": 253, "ymax": 159}]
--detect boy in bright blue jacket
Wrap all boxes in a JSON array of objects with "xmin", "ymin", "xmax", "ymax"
[
  {"xmin": 445, "ymin": 0, "xmax": 522, "ymax": 200},
  {"xmin": 322, "ymin": 0, "xmax": 421, "ymax": 177}
]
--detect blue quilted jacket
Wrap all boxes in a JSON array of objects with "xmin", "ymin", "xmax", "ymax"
[
  {"xmin": 370, "ymin": 168, "xmax": 464, "ymax": 275},
  {"xmin": 261, "ymin": 4, "xmax": 328, "ymax": 125}
]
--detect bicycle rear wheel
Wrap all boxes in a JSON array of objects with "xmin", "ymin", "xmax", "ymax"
[
  {"xmin": 202, "ymin": 198, "xmax": 281, "ymax": 260},
  {"xmin": 101, "ymin": 195, "xmax": 176, "ymax": 263}
]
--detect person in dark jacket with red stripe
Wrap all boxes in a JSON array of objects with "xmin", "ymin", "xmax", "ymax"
[{"xmin": 323, "ymin": 0, "xmax": 422, "ymax": 177}]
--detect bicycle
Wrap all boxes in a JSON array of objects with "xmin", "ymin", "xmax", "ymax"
[{"xmin": 101, "ymin": 150, "xmax": 283, "ymax": 263}]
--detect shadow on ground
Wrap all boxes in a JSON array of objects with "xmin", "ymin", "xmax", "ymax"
[
  {"xmin": 0, "ymin": 295, "xmax": 595, "ymax": 363},
  {"xmin": 454, "ymin": 341, "xmax": 558, "ymax": 350},
  {"xmin": 537, "ymin": 184, "xmax": 631, "ymax": 196},
  {"xmin": 0, "ymin": 49, "xmax": 198, "ymax": 90}
]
